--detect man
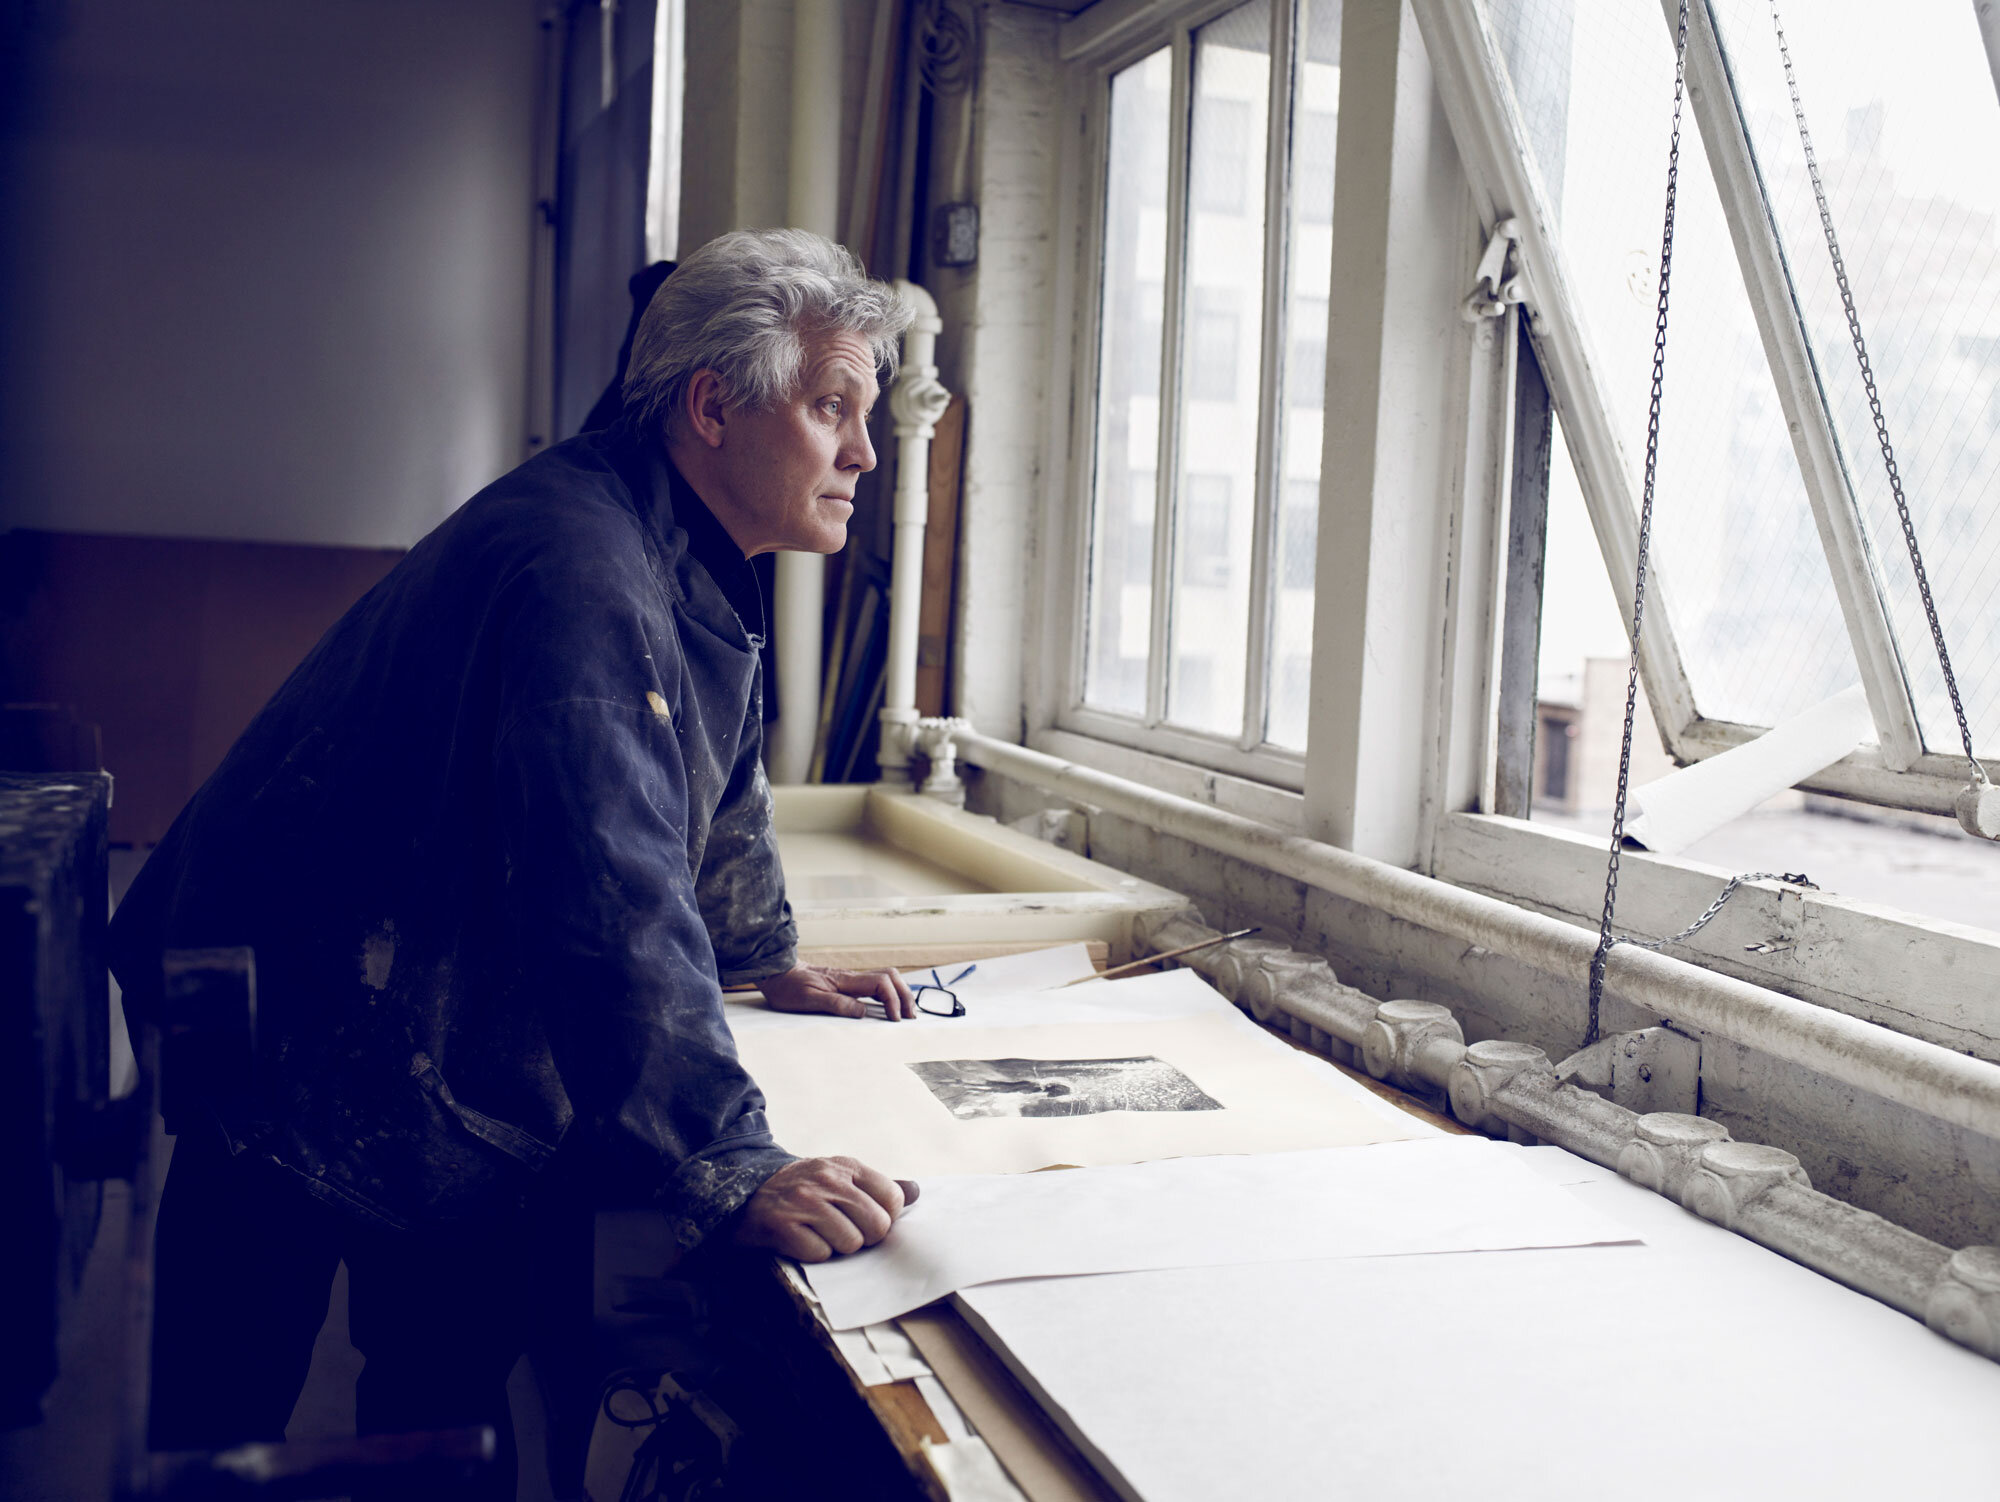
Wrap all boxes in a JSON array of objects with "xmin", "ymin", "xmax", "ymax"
[{"xmin": 108, "ymin": 228, "xmax": 919, "ymax": 1491}]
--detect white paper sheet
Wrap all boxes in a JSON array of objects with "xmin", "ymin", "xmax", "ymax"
[
  {"xmin": 829, "ymin": 1327, "xmax": 893, "ymax": 1387},
  {"xmin": 736, "ymin": 1015, "xmax": 1422, "ymax": 1178},
  {"xmin": 802, "ymin": 1137, "xmax": 1639, "ymax": 1328},
  {"xmin": 957, "ymin": 1158, "xmax": 2000, "ymax": 1502},
  {"xmin": 1510, "ymin": 1142, "xmax": 1617, "ymax": 1185},
  {"xmin": 728, "ymin": 968, "xmax": 1425, "ymax": 1176},
  {"xmin": 1627, "ymin": 683, "xmax": 1873, "ymax": 853}
]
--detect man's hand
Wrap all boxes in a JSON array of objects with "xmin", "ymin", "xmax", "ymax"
[
  {"xmin": 734, "ymin": 1156, "xmax": 920, "ymax": 1261},
  {"xmin": 762, "ymin": 962, "xmax": 917, "ymax": 1021}
]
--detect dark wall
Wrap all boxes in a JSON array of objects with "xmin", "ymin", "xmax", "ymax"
[{"xmin": 0, "ymin": 531, "xmax": 402, "ymax": 844}]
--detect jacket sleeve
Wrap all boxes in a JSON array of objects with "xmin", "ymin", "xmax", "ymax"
[
  {"xmin": 696, "ymin": 666, "xmax": 798, "ymax": 986},
  {"xmin": 493, "ymin": 692, "xmax": 794, "ymax": 1249}
]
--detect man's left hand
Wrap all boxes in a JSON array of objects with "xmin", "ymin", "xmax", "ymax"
[{"xmin": 761, "ymin": 963, "xmax": 917, "ymax": 1021}]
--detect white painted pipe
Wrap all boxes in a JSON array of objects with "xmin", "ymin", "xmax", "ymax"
[
  {"xmin": 787, "ymin": 0, "xmax": 842, "ymax": 236},
  {"xmin": 878, "ymin": 281, "xmax": 949, "ymax": 784},
  {"xmin": 770, "ymin": 0, "xmax": 844, "ymax": 784},
  {"xmin": 955, "ymin": 731, "xmax": 2000, "ymax": 1141}
]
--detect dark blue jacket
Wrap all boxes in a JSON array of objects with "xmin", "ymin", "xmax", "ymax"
[{"xmin": 108, "ymin": 420, "xmax": 798, "ymax": 1246}]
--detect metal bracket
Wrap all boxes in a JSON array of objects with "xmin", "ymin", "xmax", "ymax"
[
  {"xmin": 1745, "ymin": 882, "xmax": 1811, "ymax": 955},
  {"xmin": 1555, "ymin": 1025, "xmax": 1700, "ymax": 1116},
  {"xmin": 1461, "ymin": 217, "xmax": 1530, "ymax": 321}
]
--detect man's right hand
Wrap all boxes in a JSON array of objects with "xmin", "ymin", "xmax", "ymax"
[{"xmin": 733, "ymin": 1156, "xmax": 919, "ymax": 1262}]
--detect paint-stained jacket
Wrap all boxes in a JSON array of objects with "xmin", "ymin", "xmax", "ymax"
[{"xmin": 108, "ymin": 419, "xmax": 798, "ymax": 1245}]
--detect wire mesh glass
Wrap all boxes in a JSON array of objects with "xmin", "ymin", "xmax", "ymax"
[
  {"xmin": 1709, "ymin": 0, "xmax": 2000, "ymax": 759},
  {"xmin": 1266, "ymin": 0, "xmax": 1342, "ymax": 751},
  {"xmin": 1484, "ymin": 0, "xmax": 1863, "ymax": 731},
  {"xmin": 1166, "ymin": 0, "xmax": 1274, "ymax": 739},
  {"xmin": 1083, "ymin": 47, "xmax": 1173, "ymax": 717}
]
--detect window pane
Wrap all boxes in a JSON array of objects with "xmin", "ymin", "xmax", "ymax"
[
  {"xmin": 1168, "ymin": 0, "xmax": 1272, "ymax": 739},
  {"xmin": 1538, "ymin": 401, "xmax": 2000, "ymax": 937},
  {"xmin": 1533, "ymin": 407, "xmax": 1676, "ymax": 821},
  {"xmin": 1485, "ymin": 0, "xmax": 1863, "ymax": 730},
  {"xmin": 1266, "ymin": 0, "xmax": 1341, "ymax": 750},
  {"xmin": 1083, "ymin": 48, "xmax": 1173, "ymax": 716},
  {"xmin": 1710, "ymin": 0, "xmax": 2000, "ymax": 758}
]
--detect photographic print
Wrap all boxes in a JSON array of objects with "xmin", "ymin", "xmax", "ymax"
[{"xmin": 909, "ymin": 1056, "xmax": 1224, "ymax": 1120}]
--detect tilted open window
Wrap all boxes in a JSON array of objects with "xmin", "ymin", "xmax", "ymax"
[{"xmin": 1422, "ymin": 0, "xmax": 2000, "ymax": 816}]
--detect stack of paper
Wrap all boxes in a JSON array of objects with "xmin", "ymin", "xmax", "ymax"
[
  {"xmin": 953, "ymin": 1149, "xmax": 2000, "ymax": 1501},
  {"xmin": 801, "ymin": 1137, "xmax": 1640, "ymax": 1329}
]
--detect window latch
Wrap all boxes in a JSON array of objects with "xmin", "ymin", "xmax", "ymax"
[{"xmin": 1462, "ymin": 217, "xmax": 1529, "ymax": 321}]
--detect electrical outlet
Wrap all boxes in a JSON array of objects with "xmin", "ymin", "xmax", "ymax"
[{"xmin": 932, "ymin": 202, "xmax": 979, "ymax": 267}]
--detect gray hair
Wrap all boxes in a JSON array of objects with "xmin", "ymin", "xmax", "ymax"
[{"xmin": 623, "ymin": 228, "xmax": 912, "ymax": 437}]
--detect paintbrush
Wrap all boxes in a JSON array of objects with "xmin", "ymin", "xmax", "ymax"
[{"xmin": 1058, "ymin": 926, "xmax": 1263, "ymax": 986}]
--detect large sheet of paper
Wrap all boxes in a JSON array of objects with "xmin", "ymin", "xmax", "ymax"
[
  {"xmin": 802, "ymin": 1136, "xmax": 1640, "ymax": 1329},
  {"xmin": 956, "ymin": 1148, "xmax": 2000, "ymax": 1502},
  {"xmin": 727, "ymin": 969, "xmax": 1425, "ymax": 1178}
]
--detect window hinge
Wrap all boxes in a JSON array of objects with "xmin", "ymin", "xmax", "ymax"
[{"xmin": 1462, "ymin": 217, "xmax": 1530, "ymax": 321}]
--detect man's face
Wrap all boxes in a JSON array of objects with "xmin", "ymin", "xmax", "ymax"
[{"xmin": 702, "ymin": 329, "xmax": 880, "ymax": 556}]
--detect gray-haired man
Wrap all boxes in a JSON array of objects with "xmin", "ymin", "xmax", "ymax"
[{"xmin": 109, "ymin": 229, "xmax": 919, "ymax": 1492}]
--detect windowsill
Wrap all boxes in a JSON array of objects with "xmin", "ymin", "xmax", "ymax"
[
  {"xmin": 1433, "ymin": 810, "xmax": 2000, "ymax": 1065},
  {"xmin": 982, "ymin": 731, "xmax": 1995, "ymax": 1065},
  {"xmin": 1027, "ymin": 724, "xmax": 1308, "ymax": 831}
]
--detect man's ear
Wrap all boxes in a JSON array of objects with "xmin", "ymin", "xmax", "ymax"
[{"xmin": 685, "ymin": 370, "xmax": 729, "ymax": 449}]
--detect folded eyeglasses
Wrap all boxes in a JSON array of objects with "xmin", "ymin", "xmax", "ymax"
[{"xmin": 912, "ymin": 963, "xmax": 977, "ymax": 1018}]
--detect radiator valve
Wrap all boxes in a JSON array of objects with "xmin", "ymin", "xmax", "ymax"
[
  {"xmin": 1361, "ymin": 1000, "xmax": 1465, "ymax": 1091},
  {"xmin": 1682, "ymin": 1141, "xmax": 1809, "ymax": 1229},
  {"xmin": 1926, "ymin": 1246, "xmax": 2000, "ymax": 1360},
  {"xmin": 1618, "ymin": 1112, "xmax": 1731, "ymax": 1197},
  {"xmin": 1446, "ymin": 1040, "xmax": 1552, "ymax": 1133}
]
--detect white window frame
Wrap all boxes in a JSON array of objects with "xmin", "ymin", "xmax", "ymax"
[
  {"xmin": 1414, "ymin": 0, "xmax": 1983, "ymax": 816},
  {"xmin": 1045, "ymin": 0, "xmax": 1325, "ymax": 796}
]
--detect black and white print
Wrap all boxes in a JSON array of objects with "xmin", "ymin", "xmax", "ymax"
[{"xmin": 908, "ymin": 1055, "xmax": 1224, "ymax": 1120}]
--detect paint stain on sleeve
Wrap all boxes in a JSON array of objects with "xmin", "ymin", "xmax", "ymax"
[
  {"xmin": 646, "ymin": 691, "xmax": 671, "ymax": 721},
  {"xmin": 361, "ymin": 920, "xmax": 397, "ymax": 990}
]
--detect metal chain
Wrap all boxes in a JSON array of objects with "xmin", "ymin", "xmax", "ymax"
[
  {"xmin": 1588, "ymin": 0, "xmax": 1690, "ymax": 1049},
  {"xmin": 1614, "ymin": 872, "xmax": 1815, "ymax": 951},
  {"xmin": 1768, "ymin": 0, "xmax": 1988, "ymax": 786}
]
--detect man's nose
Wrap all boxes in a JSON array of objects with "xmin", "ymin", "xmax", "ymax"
[{"xmin": 843, "ymin": 418, "xmax": 877, "ymax": 473}]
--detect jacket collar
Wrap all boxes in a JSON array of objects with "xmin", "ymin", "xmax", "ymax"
[{"xmin": 606, "ymin": 417, "xmax": 768, "ymax": 648}]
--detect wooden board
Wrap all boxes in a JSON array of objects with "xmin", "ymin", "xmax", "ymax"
[
  {"xmin": 900, "ymin": 1305, "xmax": 1121, "ymax": 1502},
  {"xmin": 915, "ymin": 394, "xmax": 967, "ymax": 717}
]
